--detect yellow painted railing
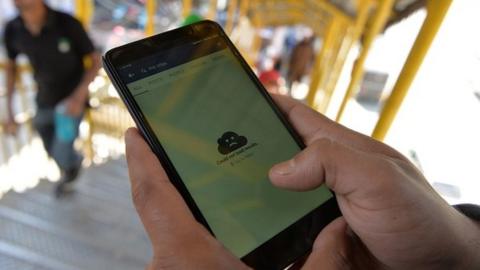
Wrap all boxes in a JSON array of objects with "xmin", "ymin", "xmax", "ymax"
[
  {"xmin": 75, "ymin": 0, "xmax": 94, "ymax": 28},
  {"xmin": 1, "ymin": 0, "xmax": 454, "ymax": 167},
  {"xmin": 336, "ymin": 0, "xmax": 395, "ymax": 121},
  {"xmin": 0, "ymin": 66, "xmax": 134, "ymax": 164},
  {"xmin": 226, "ymin": 0, "xmax": 238, "ymax": 34},
  {"xmin": 371, "ymin": 0, "xmax": 452, "ymax": 140},
  {"xmin": 183, "ymin": 0, "xmax": 193, "ymax": 19},
  {"xmin": 208, "ymin": 0, "xmax": 218, "ymax": 20},
  {"xmin": 319, "ymin": 0, "xmax": 371, "ymax": 112},
  {"xmin": 246, "ymin": 0, "xmax": 374, "ymax": 114},
  {"xmin": 0, "ymin": 65, "xmax": 36, "ymax": 163},
  {"xmin": 306, "ymin": 19, "xmax": 341, "ymax": 106},
  {"xmin": 145, "ymin": 0, "xmax": 157, "ymax": 36}
]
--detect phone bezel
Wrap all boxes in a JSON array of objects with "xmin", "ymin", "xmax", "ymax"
[{"xmin": 103, "ymin": 20, "xmax": 341, "ymax": 270}]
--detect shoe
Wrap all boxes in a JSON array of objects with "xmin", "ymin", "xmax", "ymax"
[
  {"xmin": 54, "ymin": 166, "xmax": 81, "ymax": 198},
  {"xmin": 63, "ymin": 165, "xmax": 82, "ymax": 183}
]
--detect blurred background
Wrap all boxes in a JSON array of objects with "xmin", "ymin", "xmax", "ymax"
[{"xmin": 0, "ymin": 0, "xmax": 479, "ymax": 269}]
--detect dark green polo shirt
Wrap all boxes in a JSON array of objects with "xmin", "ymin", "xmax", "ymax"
[{"xmin": 4, "ymin": 6, "xmax": 95, "ymax": 108}]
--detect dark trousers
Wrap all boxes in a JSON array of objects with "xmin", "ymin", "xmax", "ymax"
[{"xmin": 32, "ymin": 107, "xmax": 82, "ymax": 172}]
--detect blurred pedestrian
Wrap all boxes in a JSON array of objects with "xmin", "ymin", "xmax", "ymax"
[
  {"xmin": 287, "ymin": 37, "xmax": 315, "ymax": 91},
  {"xmin": 3, "ymin": 0, "xmax": 101, "ymax": 197},
  {"xmin": 259, "ymin": 69, "xmax": 282, "ymax": 94},
  {"xmin": 259, "ymin": 59, "xmax": 285, "ymax": 95}
]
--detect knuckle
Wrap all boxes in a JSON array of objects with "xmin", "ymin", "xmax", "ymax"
[
  {"xmin": 369, "ymin": 155, "xmax": 407, "ymax": 188},
  {"xmin": 310, "ymin": 137, "xmax": 336, "ymax": 154},
  {"xmin": 294, "ymin": 138, "xmax": 336, "ymax": 185},
  {"xmin": 380, "ymin": 156, "xmax": 403, "ymax": 175},
  {"xmin": 307, "ymin": 138, "xmax": 339, "ymax": 186}
]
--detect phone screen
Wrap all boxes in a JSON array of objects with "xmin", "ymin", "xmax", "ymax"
[{"xmin": 117, "ymin": 36, "xmax": 333, "ymax": 257}]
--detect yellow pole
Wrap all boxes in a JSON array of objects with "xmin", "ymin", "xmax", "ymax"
[
  {"xmin": 248, "ymin": 28, "xmax": 262, "ymax": 66},
  {"xmin": 335, "ymin": 0, "xmax": 395, "ymax": 122},
  {"xmin": 145, "ymin": 0, "xmax": 156, "ymax": 36},
  {"xmin": 247, "ymin": 12, "xmax": 263, "ymax": 66},
  {"xmin": 226, "ymin": 0, "xmax": 238, "ymax": 34},
  {"xmin": 372, "ymin": 0, "xmax": 452, "ymax": 140},
  {"xmin": 239, "ymin": 0, "xmax": 250, "ymax": 19},
  {"xmin": 0, "ymin": 135, "xmax": 8, "ymax": 163},
  {"xmin": 16, "ymin": 77, "xmax": 34, "ymax": 143},
  {"xmin": 321, "ymin": 0, "xmax": 372, "ymax": 112},
  {"xmin": 306, "ymin": 19, "xmax": 339, "ymax": 107},
  {"xmin": 75, "ymin": 0, "xmax": 85, "ymax": 25},
  {"xmin": 84, "ymin": 0, "xmax": 94, "ymax": 29},
  {"xmin": 207, "ymin": 0, "xmax": 218, "ymax": 20},
  {"xmin": 183, "ymin": 0, "xmax": 193, "ymax": 19},
  {"xmin": 85, "ymin": 109, "xmax": 94, "ymax": 161},
  {"xmin": 317, "ymin": 23, "xmax": 348, "ymax": 112},
  {"xmin": 74, "ymin": 0, "xmax": 93, "ymax": 28}
]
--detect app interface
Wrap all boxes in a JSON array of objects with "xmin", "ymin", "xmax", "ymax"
[{"xmin": 120, "ymin": 37, "xmax": 333, "ymax": 257}]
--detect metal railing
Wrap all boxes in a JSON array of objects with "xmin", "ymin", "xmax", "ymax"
[
  {"xmin": 72, "ymin": 0, "xmax": 452, "ymax": 140},
  {"xmin": 0, "ymin": 65, "xmax": 133, "ymax": 166},
  {"xmin": 1, "ymin": 0, "xmax": 453, "ymax": 167},
  {"xmin": 0, "ymin": 63, "xmax": 36, "ymax": 165}
]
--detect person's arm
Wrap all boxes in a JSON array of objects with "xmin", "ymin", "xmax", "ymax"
[
  {"xmin": 65, "ymin": 51, "xmax": 101, "ymax": 113},
  {"xmin": 74, "ymin": 52, "xmax": 101, "ymax": 102},
  {"xmin": 63, "ymin": 16, "xmax": 100, "ymax": 116}
]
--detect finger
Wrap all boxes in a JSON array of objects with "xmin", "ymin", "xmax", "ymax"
[
  {"xmin": 271, "ymin": 95, "xmax": 406, "ymax": 161},
  {"xmin": 301, "ymin": 217, "xmax": 350, "ymax": 270},
  {"xmin": 125, "ymin": 128, "xmax": 198, "ymax": 251},
  {"xmin": 269, "ymin": 138, "xmax": 392, "ymax": 197}
]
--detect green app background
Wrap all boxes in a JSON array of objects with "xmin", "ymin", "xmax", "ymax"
[{"xmin": 127, "ymin": 49, "xmax": 332, "ymax": 257}]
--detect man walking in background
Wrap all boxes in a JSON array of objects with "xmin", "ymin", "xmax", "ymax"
[
  {"xmin": 287, "ymin": 37, "xmax": 315, "ymax": 91},
  {"xmin": 3, "ymin": 0, "xmax": 101, "ymax": 197}
]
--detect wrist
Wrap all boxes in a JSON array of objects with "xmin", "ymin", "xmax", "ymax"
[
  {"xmin": 455, "ymin": 217, "xmax": 480, "ymax": 270},
  {"xmin": 73, "ymin": 83, "xmax": 89, "ymax": 100},
  {"xmin": 422, "ymin": 206, "xmax": 480, "ymax": 270}
]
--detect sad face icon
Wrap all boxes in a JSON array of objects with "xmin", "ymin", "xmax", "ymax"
[{"xmin": 217, "ymin": 131, "xmax": 248, "ymax": 155}]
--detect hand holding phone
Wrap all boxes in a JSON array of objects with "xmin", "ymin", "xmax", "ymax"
[
  {"xmin": 125, "ymin": 95, "xmax": 480, "ymax": 270},
  {"xmin": 125, "ymin": 127, "xmax": 250, "ymax": 270},
  {"xmin": 104, "ymin": 21, "xmax": 339, "ymax": 269},
  {"xmin": 105, "ymin": 21, "xmax": 478, "ymax": 269}
]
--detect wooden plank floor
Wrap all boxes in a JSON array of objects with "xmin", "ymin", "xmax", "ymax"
[{"xmin": 0, "ymin": 158, "xmax": 151, "ymax": 270}]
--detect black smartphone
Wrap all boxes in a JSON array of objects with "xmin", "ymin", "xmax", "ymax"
[{"xmin": 103, "ymin": 21, "xmax": 341, "ymax": 270}]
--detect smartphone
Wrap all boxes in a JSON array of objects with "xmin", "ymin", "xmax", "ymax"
[{"xmin": 103, "ymin": 21, "xmax": 341, "ymax": 269}]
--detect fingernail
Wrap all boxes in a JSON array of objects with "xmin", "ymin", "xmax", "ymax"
[{"xmin": 272, "ymin": 159, "xmax": 296, "ymax": 175}]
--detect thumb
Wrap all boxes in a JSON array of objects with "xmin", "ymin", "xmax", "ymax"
[
  {"xmin": 269, "ymin": 138, "xmax": 391, "ymax": 196},
  {"xmin": 301, "ymin": 217, "xmax": 350, "ymax": 270},
  {"xmin": 125, "ymin": 128, "xmax": 199, "ymax": 252}
]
